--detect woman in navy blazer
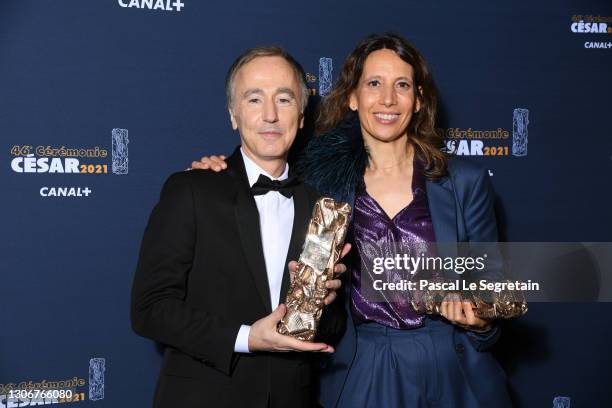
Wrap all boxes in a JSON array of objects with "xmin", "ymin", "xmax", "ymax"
[
  {"xmin": 302, "ymin": 134, "xmax": 511, "ymax": 407},
  {"xmin": 298, "ymin": 34, "xmax": 512, "ymax": 408}
]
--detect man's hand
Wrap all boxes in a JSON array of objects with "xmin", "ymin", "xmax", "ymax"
[
  {"xmin": 287, "ymin": 243, "xmax": 351, "ymax": 305},
  {"xmin": 440, "ymin": 293, "xmax": 492, "ymax": 333},
  {"xmin": 248, "ymin": 304, "xmax": 334, "ymax": 352},
  {"xmin": 191, "ymin": 155, "xmax": 227, "ymax": 171}
]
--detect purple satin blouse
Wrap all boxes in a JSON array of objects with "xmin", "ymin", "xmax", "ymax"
[{"xmin": 350, "ymin": 158, "xmax": 437, "ymax": 329}]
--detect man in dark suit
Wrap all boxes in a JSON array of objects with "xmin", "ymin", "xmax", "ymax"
[{"xmin": 131, "ymin": 46, "xmax": 348, "ymax": 407}]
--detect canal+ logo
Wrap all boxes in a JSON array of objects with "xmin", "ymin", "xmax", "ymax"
[{"xmin": 118, "ymin": 0, "xmax": 185, "ymax": 12}]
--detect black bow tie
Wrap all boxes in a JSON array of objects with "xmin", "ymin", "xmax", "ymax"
[{"xmin": 251, "ymin": 174, "xmax": 298, "ymax": 198}]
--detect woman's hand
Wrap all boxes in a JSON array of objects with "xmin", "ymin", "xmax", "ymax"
[
  {"xmin": 191, "ymin": 155, "xmax": 228, "ymax": 171},
  {"xmin": 440, "ymin": 293, "xmax": 492, "ymax": 333}
]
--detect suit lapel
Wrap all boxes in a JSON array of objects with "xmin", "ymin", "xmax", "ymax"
[
  {"xmin": 228, "ymin": 149, "xmax": 272, "ymax": 313},
  {"xmin": 279, "ymin": 183, "xmax": 311, "ymax": 303},
  {"xmin": 426, "ymin": 176, "xmax": 458, "ymax": 258}
]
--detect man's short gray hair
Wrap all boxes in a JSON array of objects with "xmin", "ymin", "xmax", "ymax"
[{"xmin": 225, "ymin": 46, "xmax": 309, "ymax": 113}]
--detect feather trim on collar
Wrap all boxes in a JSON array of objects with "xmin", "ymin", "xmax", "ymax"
[{"xmin": 296, "ymin": 112, "xmax": 368, "ymax": 203}]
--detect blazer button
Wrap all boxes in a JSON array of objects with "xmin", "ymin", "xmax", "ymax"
[{"xmin": 455, "ymin": 343, "xmax": 465, "ymax": 354}]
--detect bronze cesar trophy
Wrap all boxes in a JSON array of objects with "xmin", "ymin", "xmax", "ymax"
[
  {"xmin": 410, "ymin": 281, "xmax": 528, "ymax": 320},
  {"xmin": 277, "ymin": 197, "xmax": 351, "ymax": 341}
]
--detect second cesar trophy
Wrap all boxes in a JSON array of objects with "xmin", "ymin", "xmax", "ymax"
[{"xmin": 277, "ymin": 197, "xmax": 351, "ymax": 341}]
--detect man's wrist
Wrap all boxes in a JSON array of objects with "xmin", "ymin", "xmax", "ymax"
[{"xmin": 234, "ymin": 324, "xmax": 251, "ymax": 353}]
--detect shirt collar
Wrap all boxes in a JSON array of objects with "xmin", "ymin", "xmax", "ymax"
[{"xmin": 240, "ymin": 147, "xmax": 289, "ymax": 188}]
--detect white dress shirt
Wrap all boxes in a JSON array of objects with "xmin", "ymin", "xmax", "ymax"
[{"xmin": 234, "ymin": 148, "xmax": 294, "ymax": 353}]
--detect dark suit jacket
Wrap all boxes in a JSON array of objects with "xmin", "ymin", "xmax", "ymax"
[{"xmin": 131, "ymin": 148, "xmax": 344, "ymax": 408}]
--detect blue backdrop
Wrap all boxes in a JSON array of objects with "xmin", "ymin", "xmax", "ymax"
[{"xmin": 1, "ymin": 0, "xmax": 611, "ymax": 407}]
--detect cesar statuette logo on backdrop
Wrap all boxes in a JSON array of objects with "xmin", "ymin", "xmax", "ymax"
[
  {"xmin": 8, "ymin": 129, "xmax": 129, "ymax": 198},
  {"xmin": 570, "ymin": 14, "xmax": 612, "ymax": 49},
  {"xmin": 442, "ymin": 109, "xmax": 530, "ymax": 158},
  {"xmin": 0, "ymin": 357, "xmax": 105, "ymax": 406}
]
